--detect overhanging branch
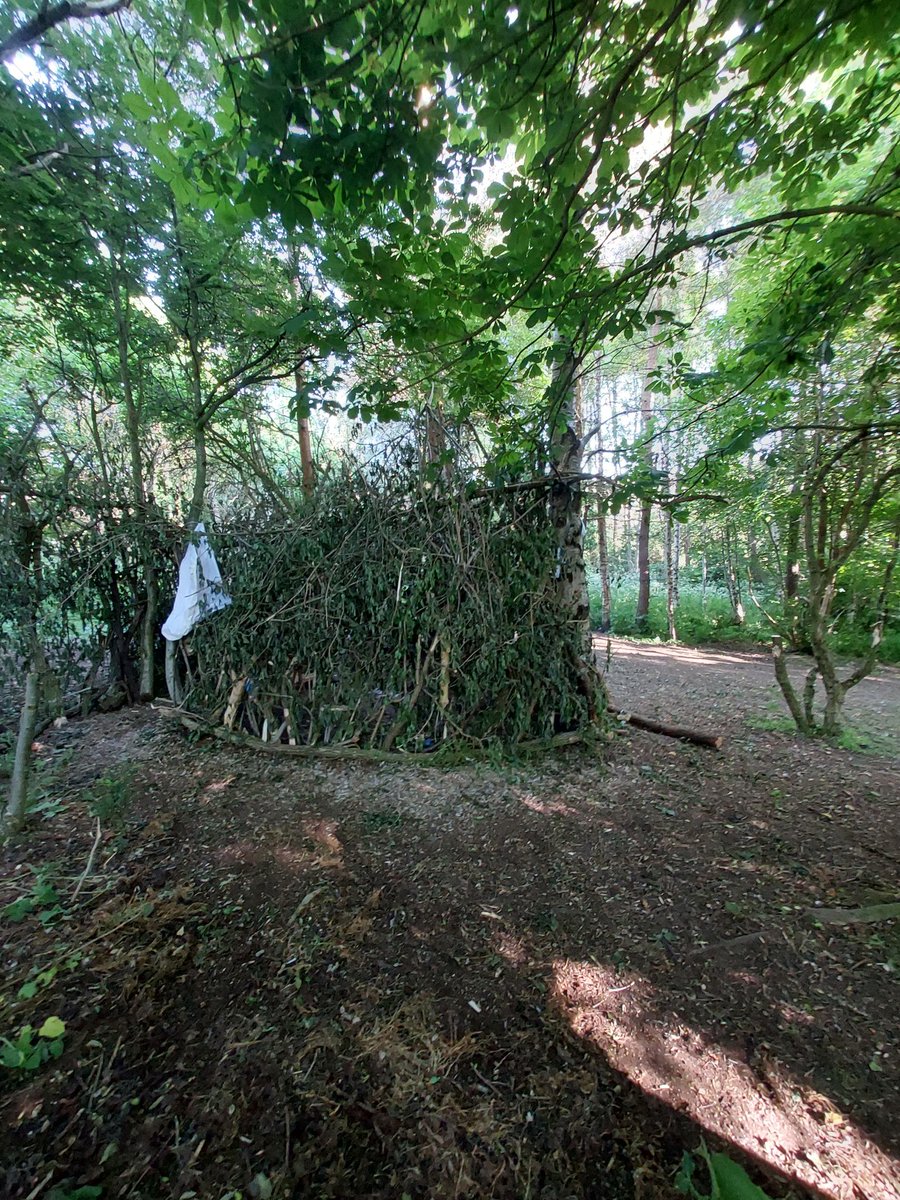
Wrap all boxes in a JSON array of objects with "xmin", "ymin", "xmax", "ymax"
[{"xmin": 1, "ymin": 0, "xmax": 131, "ymax": 63}]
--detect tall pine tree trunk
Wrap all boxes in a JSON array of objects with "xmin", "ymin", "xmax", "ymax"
[
  {"xmin": 593, "ymin": 371, "xmax": 612, "ymax": 631},
  {"xmin": 635, "ymin": 323, "xmax": 659, "ymax": 629},
  {"xmin": 549, "ymin": 342, "xmax": 604, "ymax": 723},
  {"xmin": 636, "ymin": 503, "xmax": 652, "ymax": 629},
  {"xmin": 665, "ymin": 448, "xmax": 679, "ymax": 641},
  {"xmin": 296, "ymin": 367, "xmax": 315, "ymax": 497},
  {"xmin": 596, "ymin": 493, "xmax": 612, "ymax": 632}
]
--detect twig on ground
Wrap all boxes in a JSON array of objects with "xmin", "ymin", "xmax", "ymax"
[{"xmin": 72, "ymin": 816, "xmax": 102, "ymax": 901}]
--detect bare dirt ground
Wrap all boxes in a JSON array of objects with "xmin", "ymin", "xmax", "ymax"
[{"xmin": 1, "ymin": 639, "xmax": 898, "ymax": 1200}]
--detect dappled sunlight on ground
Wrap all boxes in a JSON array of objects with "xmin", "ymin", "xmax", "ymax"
[
  {"xmin": 215, "ymin": 818, "xmax": 344, "ymax": 872},
  {"xmin": 552, "ymin": 957, "xmax": 900, "ymax": 1200},
  {"xmin": 518, "ymin": 792, "xmax": 580, "ymax": 817},
  {"xmin": 600, "ymin": 638, "xmax": 762, "ymax": 670},
  {"xmin": 599, "ymin": 635, "xmax": 900, "ymax": 744},
  {"xmin": 197, "ymin": 776, "xmax": 237, "ymax": 803}
]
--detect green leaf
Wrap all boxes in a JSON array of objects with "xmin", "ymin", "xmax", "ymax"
[
  {"xmin": 3, "ymin": 897, "xmax": 35, "ymax": 922},
  {"xmin": 674, "ymin": 1150, "xmax": 697, "ymax": 1196},
  {"xmin": 38, "ymin": 1016, "xmax": 66, "ymax": 1039},
  {"xmin": 122, "ymin": 92, "xmax": 154, "ymax": 122},
  {"xmin": 707, "ymin": 1152, "xmax": 774, "ymax": 1200},
  {"xmin": 0, "ymin": 1042, "xmax": 25, "ymax": 1068}
]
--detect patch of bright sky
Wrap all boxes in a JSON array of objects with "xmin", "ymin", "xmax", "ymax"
[
  {"xmin": 5, "ymin": 47, "xmax": 80, "ymax": 101},
  {"xmin": 4, "ymin": 50, "xmax": 42, "ymax": 86}
]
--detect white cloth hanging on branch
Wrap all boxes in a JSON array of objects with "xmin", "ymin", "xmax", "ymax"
[{"xmin": 161, "ymin": 522, "xmax": 231, "ymax": 642}]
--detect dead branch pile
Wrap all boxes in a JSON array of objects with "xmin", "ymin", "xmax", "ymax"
[{"xmin": 179, "ymin": 470, "xmax": 601, "ymax": 754}]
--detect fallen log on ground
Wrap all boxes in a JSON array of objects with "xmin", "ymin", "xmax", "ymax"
[
  {"xmin": 609, "ymin": 706, "xmax": 723, "ymax": 749},
  {"xmin": 806, "ymin": 902, "xmax": 900, "ymax": 926}
]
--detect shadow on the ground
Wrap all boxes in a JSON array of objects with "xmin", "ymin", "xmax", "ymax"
[{"xmin": 1, "ymin": 686, "xmax": 899, "ymax": 1200}]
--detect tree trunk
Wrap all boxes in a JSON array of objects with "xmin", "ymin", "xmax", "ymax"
[
  {"xmin": 549, "ymin": 344, "xmax": 590, "ymax": 652},
  {"xmin": 289, "ymin": 258, "xmax": 316, "ymax": 496},
  {"xmin": 784, "ymin": 513, "xmax": 800, "ymax": 603},
  {"xmin": 596, "ymin": 493, "xmax": 612, "ymax": 632},
  {"xmin": 724, "ymin": 525, "xmax": 745, "ymax": 625},
  {"xmin": 295, "ymin": 364, "xmax": 315, "ymax": 497},
  {"xmin": 635, "ymin": 322, "xmax": 658, "ymax": 629},
  {"xmin": 665, "ymin": 450, "xmax": 679, "ymax": 641},
  {"xmin": 747, "ymin": 526, "xmax": 764, "ymax": 584},
  {"xmin": 636, "ymin": 502, "xmax": 652, "ymax": 629},
  {"xmin": 111, "ymin": 253, "xmax": 156, "ymax": 698},
  {"xmin": 2, "ymin": 670, "xmax": 40, "ymax": 838},
  {"xmin": 665, "ymin": 510, "xmax": 677, "ymax": 641},
  {"xmin": 772, "ymin": 636, "xmax": 813, "ymax": 735},
  {"xmin": 187, "ymin": 419, "xmax": 207, "ymax": 528},
  {"xmin": 593, "ymin": 372, "xmax": 611, "ymax": 632}
]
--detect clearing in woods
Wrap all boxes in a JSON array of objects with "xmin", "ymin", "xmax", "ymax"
[{"xmin": 1, "ymin": 638, "xmax": 899, "ymax": 1199}]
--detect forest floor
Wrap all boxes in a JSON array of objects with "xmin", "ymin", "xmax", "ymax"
[{"xmin": 1, "ymin": 639, "xmax": 899, "ymax": 1200}]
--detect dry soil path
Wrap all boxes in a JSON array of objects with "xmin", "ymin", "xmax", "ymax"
[{"xmin": 1, "ymin": 639, "xmax": 898, "ymax": 1200}]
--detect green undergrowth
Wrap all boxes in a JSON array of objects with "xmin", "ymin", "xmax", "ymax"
[
  {"xmin": 747, "ymin": 713, "xmax": 897, "ymax": 756},
  {"xmin": 589, "ymin": 575, "xmax": 900, "ymax": 663}
]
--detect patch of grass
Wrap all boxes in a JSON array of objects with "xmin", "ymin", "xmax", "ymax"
[
  {"xmin": 746, "ymin": 715, "xmax": 796, "ymax": 734},
  {"xmin": 834, "ymin": 726, "xmax": 897, "ymax": 756},
  {"xmin": 746, "ymin": 712, "xmax": 896, "ymax": 756}
]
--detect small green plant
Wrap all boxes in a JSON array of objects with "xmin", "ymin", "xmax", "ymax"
[
  {"xmin": 27, "ymin": 746, "xmax": 75, "ymax": 820},
  {"xmin": 676, "ymin": 1144, "xmax": 774, "ymax": 1200},
  {"xmin": 88, "ymin": 769, "xmax": 133, "ymax": 827},
  {"xmin": 0, "ymin": 1016, "xmax": 66, "ymax": 1071},
  {"xmin": 834, "ymin": 725, "xmax": 897, "ymax": 755},
  {"xmin": 17, "ymin": 952, "xmax": 82, "ymax": 1000},
  {"xmin": 29, "ymin": 793, "xmax": 68, "ymax": 819},
  {"xmin": 3, "ymin": 870, "xmax": 62, "ymax": 926}
]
